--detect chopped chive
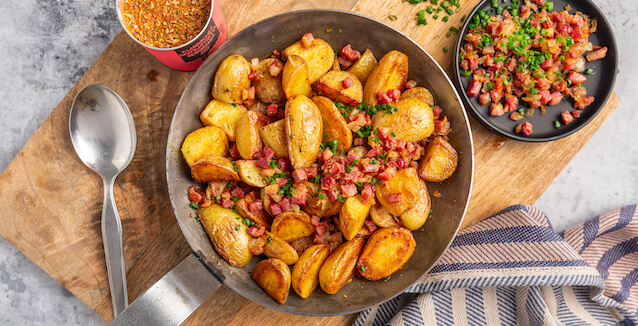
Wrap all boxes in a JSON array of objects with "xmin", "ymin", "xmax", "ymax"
[
  {"xmin": 554, "ymin": 120, "xmax": 561, "ymax": 128},
  {"xmin": 388, "ymin": 15, "xmax": 398, "ymax": 21}
]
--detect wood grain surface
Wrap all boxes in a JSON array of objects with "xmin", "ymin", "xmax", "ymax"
[{"xmin": 0, "ymin": 0, "xmax": 620, "ymax": 324}]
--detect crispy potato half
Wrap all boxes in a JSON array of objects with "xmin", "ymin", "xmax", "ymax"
[
  {"xmin": 181, "ymin": 126, "xmax": 229, "ymax": 167},
  {"xmin": 316, "ymin": 71, "xmax": 363, "ymax": 107},
  {"xmin": 357, "ymin": 226, "xmax": 416, "ymax": 281},
  {"xmin": 338, "ymin": 194, "xmax": 375, "ymax": 241},
  {"xmin": 235, "ymin": 160, "xmax": 267, "ymax": 187},
  {"xmin": 418, "ymin": 136, "xmax": 458, "ymax": 182},
  {"xmin": 251, "ymin": 258, "xmax": 291, "ymax": 304},
  {"xmin": 297, "ymin": 181, "xmax": 343, "ymax": 218},
  {"xmin": 347, "ymin": 49, "xmax": 378, "ymax": 85},
  {"xmin": 263, "ymin": 232, "xmax": 300, "ymax": 265},
  {"xmin": 283, "ymin": 37, "xmax": 334, "ymax": 83},
  {"xmin": 370, "ymin": 203, "xmax": 400, "ymax": 228},
  {"xmin": 271, "ymin": 211, "xmax": 315, "ymax": 243},
  {"xmin": 212, "ymin": 54, "xmax": 252, "ymax": 104},
  {"xmin": 254, "ymin": 58, "xmax": 286, "ymax": 104},
  {"xmin": 235, "ymin": 110, "xmax": 270, "ymax": 160},
  {"xmin": 291, "ymin": 244, "xmax": 330, "ymax": 299},
  {"xmin": 312, "ymin": 96, "xmax": 353, "ymax": 152},
  {"xmin": 200, "ymin": 100, "xmax": 247, "ymax": 142},
  {"xmin": 285, "ymin": 95, "xmax": 323, "ymax": 169},
  {"xmin": 319, "ymin": 237, "xmax": 366, "ymax": 294},
  {"xmin": 282, "ymin": 55, "xmax": 312, "ymax": 99},
  {"xmin": 363, "ymin": 50, "xmax": 408, "ymax": 107},
  {"xmin": 400, "ymin": 86, "xmax": 435, "ymax": 106},
  {"xmin": 259, "ymin": 119, "xmax": 289, "ymax": 158},
  {"xmin": 399, "ymin": 178, "xmax": 431, "ymax": 231},
  {"xmin": 375, "ymin": 167, "xmax": 420, "ymax": 216},
  {"xmin": 372, "ymin": 98, "xmax": 434, "ymax": 142},
  {"xmin": 191, "ymin": 154, "xmax": 239, "ymax": 183},
  {"xmin": 198, "ymin": 204, "xmax": 253, "ymax": 267}
]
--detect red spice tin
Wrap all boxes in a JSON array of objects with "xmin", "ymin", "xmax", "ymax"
[{"xmin": 116, "ymin": 0, "xmax": 227, "ymax": 71}]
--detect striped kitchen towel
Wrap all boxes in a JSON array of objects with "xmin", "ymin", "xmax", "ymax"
[{"xmin": 355, "ymin": 204, "xmax": 638, "ymax": 326}]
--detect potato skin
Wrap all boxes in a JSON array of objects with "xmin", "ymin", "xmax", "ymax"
[
  {"xmin": 370, "ymin": 203, "xmax": 400, "ymax": 228},
  {"xmin": 363, "ymin": 50, "xmax": 408, "ymax": 107},
  {"xmin": 400, "ymin": 86, "xmax": 434, "ymax": 106},
  {"xmin": 259, "ymin": 119, "xmax": 289, "ymax": 159},
  {"xmin": 212, "ymin": 54, "xmax": 252, "ymax": 104},
  {"xmin": 283, "ymin": 37, "xmax": 334, "ymax": 83},
  {"xmin": 347, "ymin": 49, "xmax": 377, "ymax": 85},
  {"xmin": 319, "ymin": 237, "xmax": 366, "ymax": 294},
  {"xmin": 297, "ymin": 181, "xmax": 343, "ymax": 218},
  {"xmin": 271, "ymin": 211, "xmax": 315, "ymax": 243},
  {"xmin": 181, "ymin": 126, "xmax": 229, "ymax": 167},
  {"xmin": 235, "ymin": 110, "xmax": 270, "ymax": 160},
  {"xmin": 254, "ymin": 58, "xmax": 286, "ymax": 104},
  {"xmin": 251, "ymin": 258, "xmax": 291, "ymax": 304},
  {"xmin": 236, "ymin": 160, "xmax": 267, "ymax": 187},
  {"xmin": 418, "ymin": 136, "xmax": 458, "ymax": 182},
  {"xmin": 291, "ymin": 244, "xmax": 330, "ymax": 299},
  {"xmin": 312, "ymin": 96, "xmax": 353, "ymax": 153},
  {"xmin": 356, "ymin": 226, "xmax": 416, "ymax": 281},
  {"xmin": 375, "ymin": 167, "xmax": 420, "ymax": 216},
  {"xmin": 198, "ymin": 204, "xmax": 253, "ymax": 267},
  {"xmin": 372, "ymin": 98, "xmax": 434, "ymax": 142},
  {"xmin": 190, "ymin": 154, "xmax": 240, "ymax": 183},
  {"xmin": 399, "ymin": 178, "xmax": 431, "ymax": 230},
  {"xmin": 315, "ymin": 71, "xmax": 363, "ymax": 106},
  {"xmin": 338, "ymin": 195, "xmax": 375, "ymax": 241},
  {"xmin": 263, "ymin": 232, "xmax": 300, "ymax": 265},
  {"xmin": 285, "ymin": 95, "xmax": 323, "ymax": 169},
  {"xmin": 200, "ymin": 100, "xmax": 247, "ymax": 142},
  {"xmin": 282, "ymin": 55, "xmax": 312, "ymax": 99}
]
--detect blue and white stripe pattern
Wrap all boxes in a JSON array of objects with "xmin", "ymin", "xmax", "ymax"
[{"xmin": 355, "ymin": 204, "xmax": 638, "ymax": 326}]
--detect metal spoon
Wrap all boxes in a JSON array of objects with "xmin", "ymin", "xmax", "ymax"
[{"xmin": 69, "ymin": 84, "xmax": 136, "ymax": 318}]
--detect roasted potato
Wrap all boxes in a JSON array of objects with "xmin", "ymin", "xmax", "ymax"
[
  {"xmin": 251, "ymin": 258, "xmax": 291, "ymax": 304},
  {"xmin": 199, "ymin": 100, "xmax": 247, "ymax": 142},
  {"xmin": 399, "ymin": 178, "xmax": 431, "ymax": 230},
  {"xmin": 235, "ymin": 110, "xmax": 270, "ymax": 160},
  {"xmin": 212, "ymin": 54, "xmax": 251, "ymax": 104},
  {"xmin": 259, "ymin": 119, "xmax": 289, "ymax": 158},
  {"xmin": 296, "ymin": 181, "xmax": 343, "ymax": 218},
  {"xmin": 198, "ymin": 204, "xmax": 252, "ymax": 267},
  {"xmin": 285, "ymin": 95, "xmax": 323, "ymax": 169},
  {"xmin": 191, "ymin": 154, "xmax": 240, "ymax": 183},
  {"xmin": 315, "ymin": 71, "xmax": 363, "ymax": 106},
  {"xmin": 370, "ymin": 203, "xmax": 400, "ymax": 228},
  {"xmin": 282, "ymin": 55, "xmax": 312, "ymax": 99},
  {"xmin": 347, "ymin": 49, "xmax": 377, "ymax": 85},
  {"xmin": 263, "ymin": 232, "xmax": 300, "ymax": 265},
  {"xmin": 338, "ymin": 195, "xmax": 375, "ymax": 241},
  {"xmin": 331, "ymin": 57, "xmax": 341, "ymax": 71},
  {"xmin": 271, "ymin": 211, "xmax": 315, "ymax": 243},
  {"xmin": 375, "ymin": 167, "xmax": 420, "ymax": 216},
  {"xmin": 312, "ymin": 96, "xmax": 353, "ymax": 152},
  {"xmin": 400, "ymin": 86, "xmax": 435, "ymax": 106},
  {"xmin": 254, "ymin": 58, "xmax": 286, "ymax": 104},
  {"xmin": 283, "ymin": 37, "xmax": 334, "ymax": 83},
  {"xmin": 372, "ymin": 98, "xmax": 434, "ymax": 142},
  {"xmin": 418, "ymin": 136, "xmax": 458, "ymax": 182},
  {"xmin": 356, "ymin": 226, "xmax": 416, "ymax": 280},
  {"xmin": 235, "ymin": 192, "xmax": 272, "ymax": 228},
  {"xmin": 291, "ymin": 244, "xmax": 330, "ymax": 299},
  {"xmin": 181, "ymin": 126, "xmax": 229, "ymax": 167},
  {"xmin": 363, "ymin": 50, "xmax": 408, "ymax": 107},
  {"xmin": 236, "ymin": 160, "xmax": 267, "ymax": 187},
  {"xmin": 319, "ymin": 237, "xmax": 366, "ymax": 294}
]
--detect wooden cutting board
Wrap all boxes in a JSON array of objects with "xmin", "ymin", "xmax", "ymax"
[{"xmin": 0, "ymin": 0, "xmax": 619, "ymax": 324}]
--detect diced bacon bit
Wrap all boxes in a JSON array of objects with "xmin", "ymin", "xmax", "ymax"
[
  {"xmin": 432, "ymin": 105, "xmax": 443, "ymax": 119},
  {"xmin": 586, "ymin": 47, "xmax": 607, "ymax": 62},
  {"xmin": 396, "ymin": 157, "xmax": 408, "ymax": 169},
  {"xmin": 340, "ymin": 44, "xmax": 361, "ymax": 61},
  {"xmin": 574, "ymin": 96, "xmax": 594, "ymax": 109},
  {"xmin": 241, "ymin": 86, "xmax": 256, "ymax": 107},
  {"xmin": 434, "ymin": 117, "xmax": 451, "ymax": 136},
  {"xmin": 362, "ymin": 164, "xmax": 381, "ymax": 173},
  {"xmin": 326, "ymin": 188, "xmax": 339, "ymax": 201},
  {"xmin": 315, "ymin": 223, "xmax": 327, "ymax": 236},
  {"xmin": 221, "ymin": 198, "xmax": 233, "ymax": 208},
  {"xmin": 200, "ymin": 199, "xmax": 212, "ymax": 208},
  {"xmin": 404, "ymin": 80, "xmax": 417, "ymax": 89},
  {"xmin": 314, "ymin": 230, "xmax": 330, "ymax": 244},
  {"xmin": 266, "ymin": 103, "xmax": 279, "ymax": 116},
  {"xmin": 270, "ymin": 202, "xmax": 283, "ymax": 215},
  {"xmin": 567, "ymin": 71, "xmax": 587, "ymax": 85},
  {"xmin": 248, "ymin": 200, "xmax": 263, "ymax": 214},
  {"xmin": 248, "ymin": 70, "xmax": 261, "ymax": 81},
  {"xmin": 268, "ymin": 60, "xmax": 283, "ymax": 77},
  {"xmin": 247, "ymin": 189, "xmax": 260, "ymax": 201},
  {"xmin": 489, "ymin": 103, "xmax": 505, "ymax": 116},
  {"xmin": 342, "ymin": 171, "xmax": 361, "ymax": 183},
  {"xmin": 387, "ymin": 89, "xmax": 401, "ymax": 102},
  {"xmin": 270, "ymin": 50, "xmax": 281, "ymax": 60},
  {"xmin": 249, "ymin": 237, "xmax": 266, "ymax": 255},
  {"xmin": 230, "ymin": 187, "xmax": 245, "ymax": 199},
  {"xmin": 188, "ymin": 186, "xmax": 204, "ymax": 203},
  {"xmin": 311, "ymin": 215, "xmax": 321, "ymax": 227},
  {"xmin": 346, "ymin": 151, "xmax": 360, "ymax": 162},
  {"xmin": 467, "ymin": 80, "xmax": 482, "ymax": 98},
  {"xmin": 396, "ymin": 139, "xmax": 407, "ymax": 151},
  {"xmin": 321, "ymin": 176, "xmax": 335, "ymax": 189},
  {"xmin": 376, "ymin": 91, "xmax": 392, "ymax": 105},
  {"xmin": 519, "ymin": 121, "xmax": 533, "ymax": 135},
  {"xmin": 301, "ymin": 33, "xmax": 314, "ymax": 48},
  {"xmin": 275, "ymin": 177, "xmax": 288, "ymax": 186},
  {"xmin": 364, "ymin": 220, "xmax": 378, "ymax": 233},
  {"xmin": 261, "ymin": 145, "xmax": 275, "ymax": 161},
  {"xmin": 361, "ymin": 184, "xmax": 374, "ymax": 203},
  {"xmin": 378, "ymin": 167, "xmax": 396, "ymax": 181},
  {"xmin": 342, "ymin": 77, "xmax": 354, "ymax": 89},
  {"xmin": 510, "ymin": 112, "xmax": 524, "ymax": 121},
  {"xmin": 304, "ymin": 166, "xmax": 318, "ymax": 178},
  {"xmin": 247, "ymin": 225, "xmax": 266, "ymax": 237},
  {"xmin": 338, "ymin": 56, "xmax": 354, "ymax": 69},
  {"xmin": 322, "ymin": 149, "xmax": 334, "ymax": 161},
  {"xmin": 279, "ymin": 197, "xmax": 293, "ymax": 211},
  {"xmin": 505, "ymin": 97, "xmax": 519, "ymax": 112},
  {"xmin": 561, "ymin": 111, "xmax": 574, "ymax": 125},
  {"xmin": 292, "ymin": 169, "xmax": 308, "ymax": 183},
  {"xmin": 278, "ymin": 157, "xmax": 291, "ymax": 171},
  {"xmin": 256, "ymin": 157, "xmax": 269, "ymax": 169},
  {"xmin": 340, "ymin": 183, "xmax": 358, "ymax": 198},
  {"xmin": 409, "ymin": 161, "xmax": 419, "ymax": 168},
  {"xmin": 388, "ymin": 193, "xmax": 402, "ymax": 204},
  {"xmin": 291, "ymin": 189, "xmax": 307, "ymax": 205},
  {"xmin": 264, "ymin": 184, "xmax": 279, "ymax": 196},
  {"xmin": 572, "ymin": 110, "xmax": 582, "ymax": 118},
  {"xmin": 478, "ymin": 92, "xmax": 491, "ymax": 105}
]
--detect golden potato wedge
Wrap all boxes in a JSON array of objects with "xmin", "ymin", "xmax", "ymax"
[
  {"xmin": 271, "ymin": 211, "xmax": 315, "ymax": 243},
  {"xmin": 212, "ymin": 54, "xmax": 251, "ymax": 104},
  {"xmin": 370, "ymin": 203, "xmax": 400, "ymax": 228},
  {"xmin": 254, "ymin": 58, "xmax": 286, "ymax": 104},
  {"xmin": 191, "ymin": 154, "xmax": 240, "ymax": 183},
  {"xmin": 263, "ymin": 232, "xmax": 300, "ymax": 265},
  {"xmin": 291, "ymin": 244, "xmax": 330, "ymax": 299},
  {"xmin": 297, "ymin": 181, "xmax": 343, "ymax": 218},
  {"xmin": 235, "ymin": 160, "xmax": 267, "ymax": 187},
  {"xmin": 199, "ymin": 100, "xmax": 247, "ymax": 142},
  {"xmin": 198, "ymin": 204, "xmax": 252, "ymax": 267},
  {"xmin": 259, "ymin": 119, "xmax": 289, "ymax": 159},
  {"xmin": 363, "ymin": 50, "xmax": 408, "ymax": 107},
  {"xmin": 251, "ymin": 258, "xmax": 291, "ymax": 304},
  {"xmin": 285, "ymin": 95, "xmax": 323, "ymax": 169},
  {"xmin": 338, "ymin": 195, "xmax": 375, "ymax": 241},
  {"xmin": 319, "ymin": 237, "xmax": 366, "ymax": 294},
  {"xmin": 235, "ymin": 110, "xmax": 271, "ymax": 160},
  {"xmin": 283, "ymin": 37, "xmax": 334, "ymax": 83},
  {"xmin": 375, "ymin": 167, "xmax": 420, "ymax": 216},
  {"xmin": 357, "ymin": 226, "xmax": 416, "ymax": 280},
  {"xmin": 400, "ymin": 86, "xmax": 435, "ymax": 106},
  {"xmin": 181, "ymin": 126, "xmax": 229, "ymax": 167},
  {"xmin": 312, "ymin": 96, "xmax": 353, "ymax": 152},
  {"xmin": 331, "ymin": 57, "xmax": 341, "ymax": 71},
  {"xmin": 347, "ymin": 49, "xmax": 378, "ymax": 85},
  {"xmin": 372, "ymin": 98, "xmax": 434, "ymax": 142},
  {"xmin": 418, "ymin": 136, "xmax": 458, "ymax": 182},
  {"xmin": 316, "ymin": 71, "xmax": 363, "ymax": 107},
  {"xmin": 400, "ymin": 178, "xmax": 431, "ymax": 230},
  {"xmin": 235, "ymin": 193, "xmax": 272, "ymax": 228},
  {"xmin": 229, "ymin": 143, "xmax": 241, "ymax": 160},
  {"xmin": 282, "ymin": 55, "xmax": 312, "ymax": 99}
]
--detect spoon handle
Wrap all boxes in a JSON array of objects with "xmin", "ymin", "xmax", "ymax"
[{"xmin": 102, "ymin": 177, "xmax": 129, "ymax": 317}]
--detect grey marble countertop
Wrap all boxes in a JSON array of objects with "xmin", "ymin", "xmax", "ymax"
[{"xmin": 1, "ymin": 0, "xmax": 636, "ymax": 324}]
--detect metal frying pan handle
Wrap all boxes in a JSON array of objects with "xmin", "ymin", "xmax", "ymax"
[{"xmin": 109, "ymin": 253, "xmax": 221, "ymax": 325}]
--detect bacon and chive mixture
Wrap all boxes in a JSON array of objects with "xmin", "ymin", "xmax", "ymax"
[{"xmin": 459, "ymin": 0, "xmax": 608, "ymax": 135}]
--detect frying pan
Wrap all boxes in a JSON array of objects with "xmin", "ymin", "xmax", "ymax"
[{"xmin": 111, "ymin": 9, "xmax": 474, "ymax": 325}]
